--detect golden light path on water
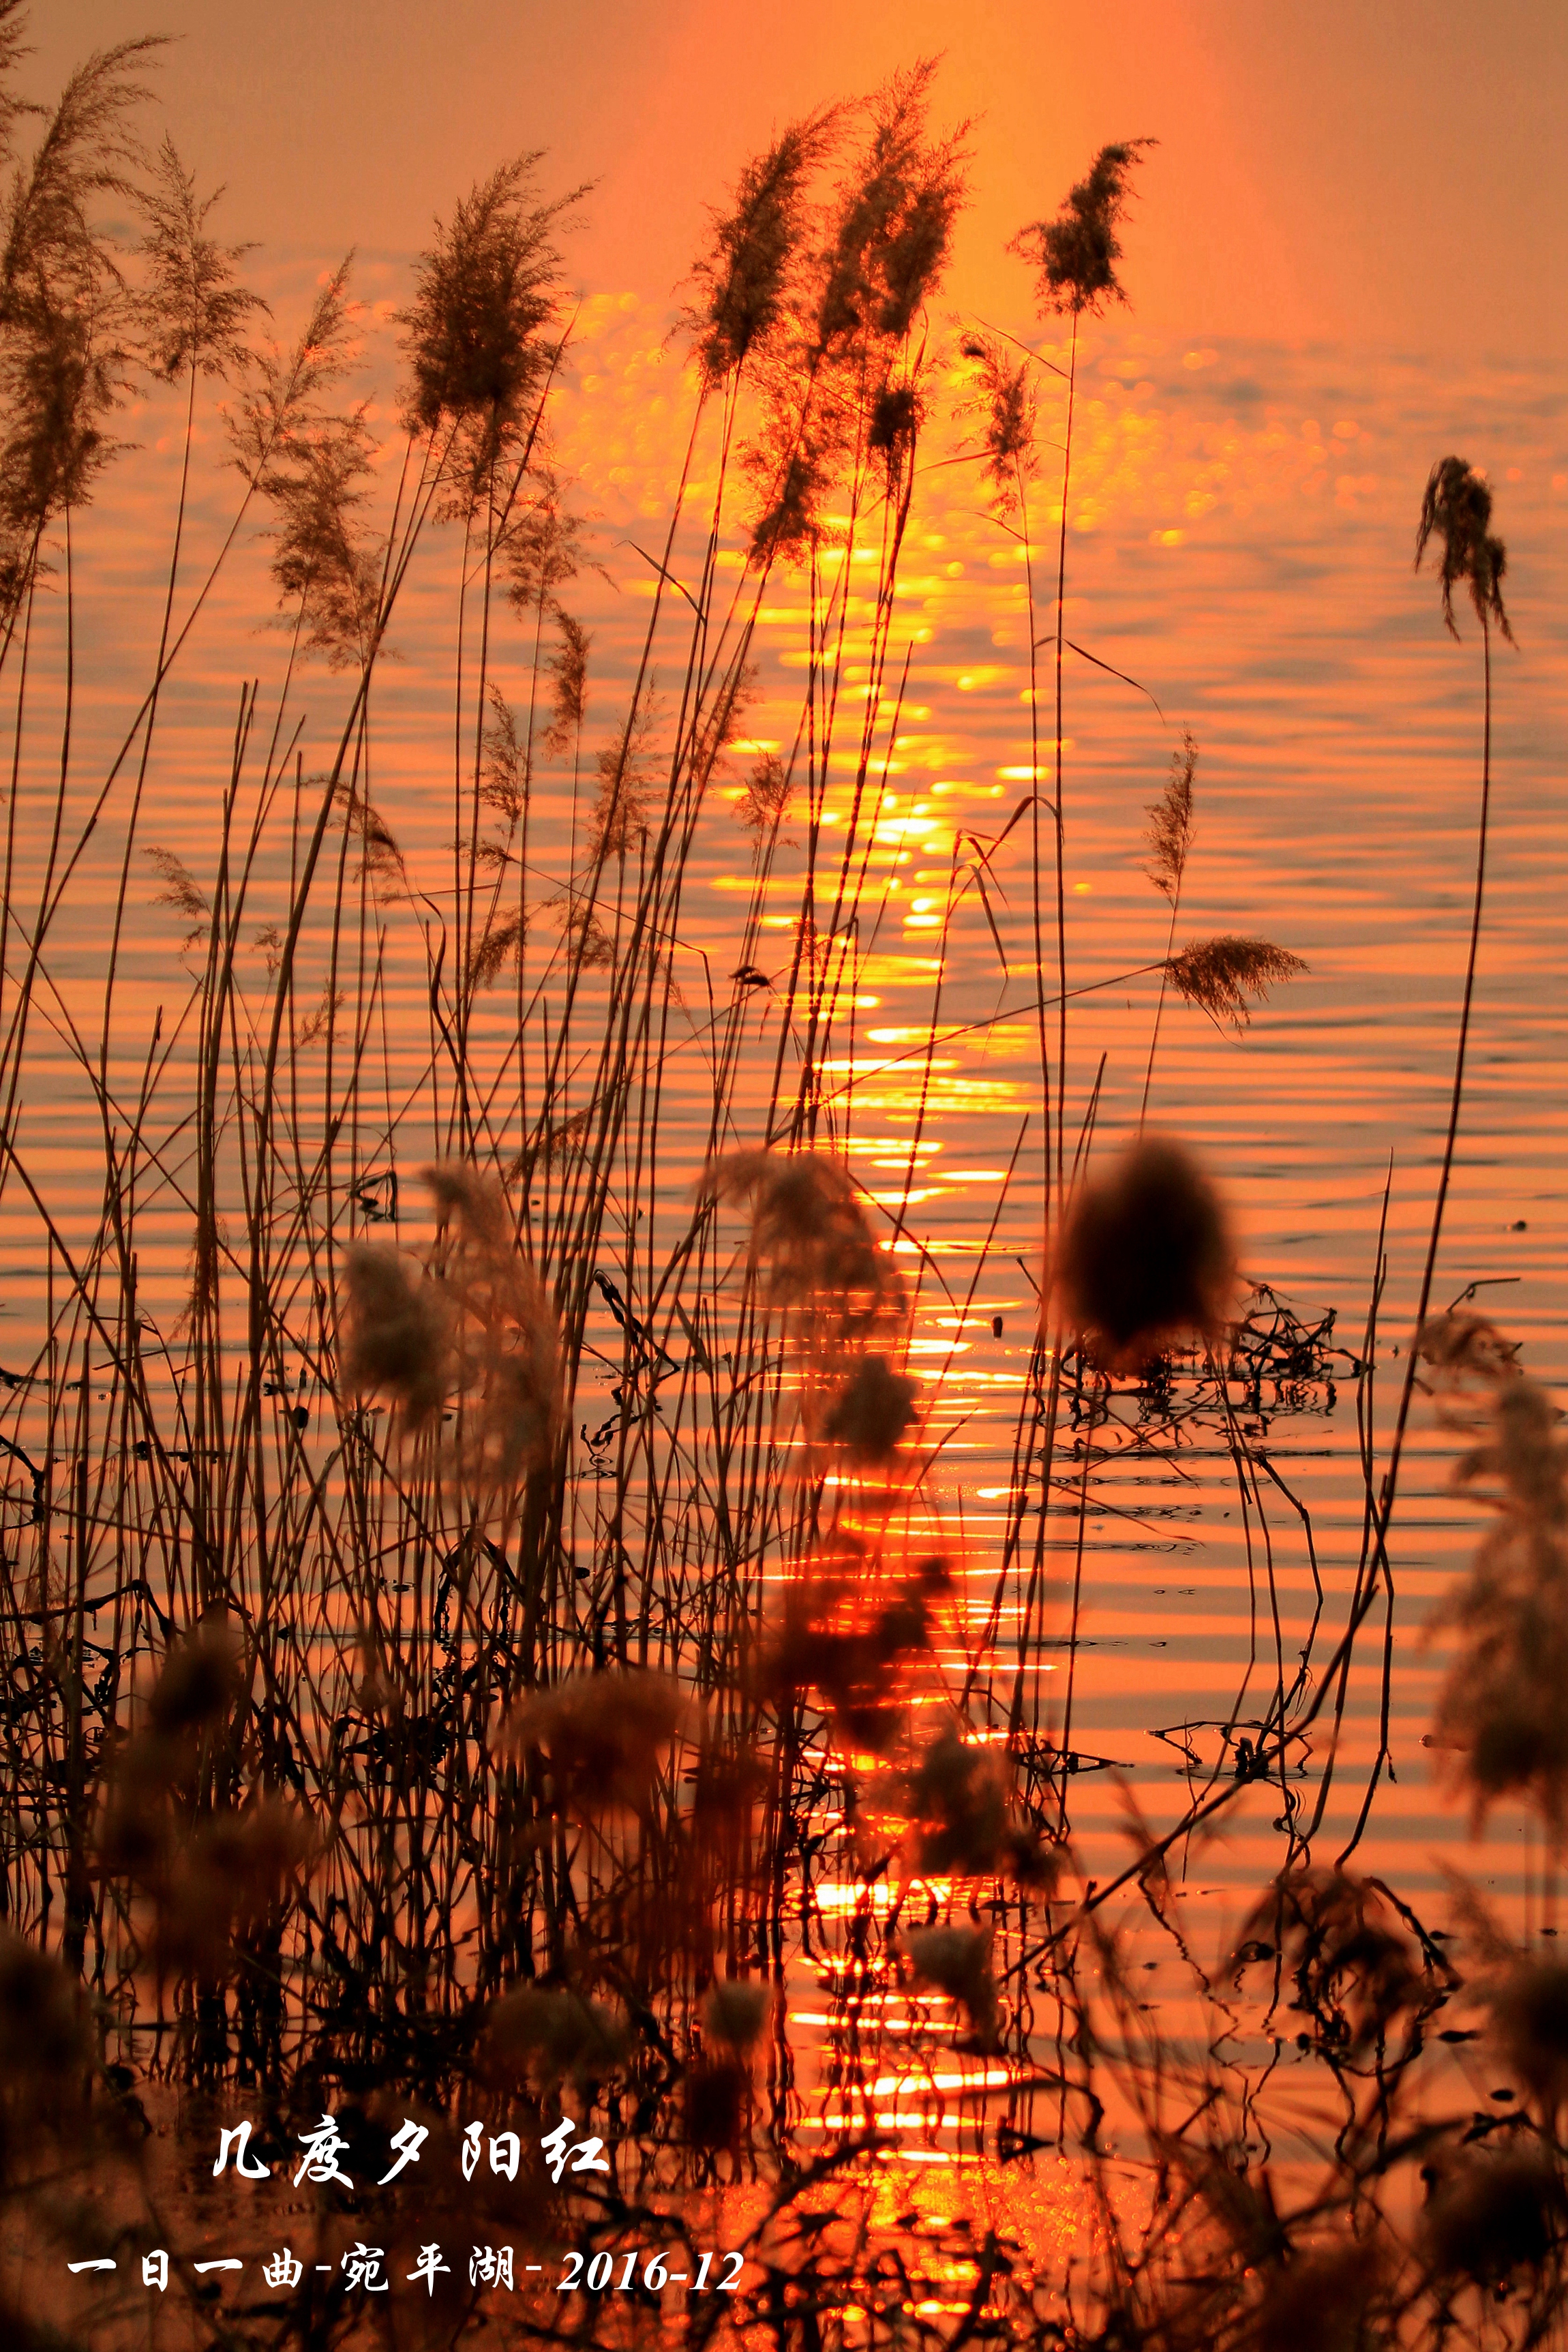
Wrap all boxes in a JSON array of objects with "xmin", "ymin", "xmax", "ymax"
[{"xmin": 1, "ymin": 254, "xmax": 1564, "ymax": 2218}]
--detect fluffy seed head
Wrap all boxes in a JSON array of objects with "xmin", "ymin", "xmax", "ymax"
[
  {"xmin": 340, "ymin": 1241, "xmax": 451, "ymax": 1430},
  {"xmin": 1423, "ymin": 2150, "xmax": 1567, "ymax": 2285},
  {"xmin": 502, "ymin": 1670, "xmax": 687, "ymax": 1818},
  {"xmin": 1488, "ymin": 1957, "xmax": 1568, "ymax": 2113},
  {"xmin": 485, "ymin": 1985, "xmax": 629, "ymax": 2091},
  {"xmin": 1053, "ymin": 1136, "xmax": 1235, "ymax": 1373},
  {"xmin": 901, "ymin": 1923, "xmax": 999, "ymax": 2046},
  {"xmin": 1416, "ymin": 455, "xmax": 1514, "ymax": 643},
  {"xmin": 1010, "ymin": 140, "xmax": 1156, "ymax": 318},
  {"xmin": 821, "ymin": 1353, "xmax": 918, "ymax": 1464}
]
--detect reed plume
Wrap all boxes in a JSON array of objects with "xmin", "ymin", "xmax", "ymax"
[
  {"xmin": 425, "ymin": 1163, "xmax": 562, "ymax": 1488},
  {"xmin": 704, "ymin": 1977, "xmax": 771, "ymax": 2053},
  {"xmin": 959, "ymin": 331, "xmax": 1038, "ymax": 519},
  {"xmin": 1426, "ymin": 1366, "xmax": 1568, "ymax": 1837},
  {"xmin": 1487, "ymin": 1953, "xmax": 1568, "ymax": 2114},
  {"xmin": 1009, "ymin": 138, "xmax": 1156, "ymax": 318},
  {"xmin": 134, "ymin": 134, "xmax": 262, "ymax": 384},
  {"xmin": 706, "ymin": 1147, "xmax": 902, "ymax": 1333},
  {"xmin": 340, "ymin": 1240, "xmax": 451, "ymax": 1430},
  {"xmin": 143, "ymin": 843, "xmax": 208, "ymax": 949},
  {"xmin": 759, "ymin": 1559, "xmax": 935, "ymax": 1757},
  {"xmin": 267, "ymin": 404, "xmax": 381, "ymax": 667},
  {"xmin": 1235, "ymin": 1865, "xmax": 1421, "ymax": 2053},
  {"xmin": 1423, "ymin": 2150, "xmax": 1567, "ymax": 2293},
  {"xmin": 1139, "ymin": 729, "xmax": 1200, "ymax": 1124},
  {"xmin": 226, "ymin": 256, "xmax": 359, "ymax": 490},
  {"xmin": 736, "ymin": 749, "xmax": 791, "ymax": 837},
  {"xmin": 1053, "ymin": 1135, "xmax": 1236, "ymax": 1372},
  {"xmin": 485, "ymin": 1985, "xmax": 630, "ymax": 2092},
  {"xmin": 0, "ymin": 35, "xmax": 161, "ymax": 594},
  {"xmin": 1164, "ymin": 934, "xmax": 1307, "ymax": 1034},
  {"xmin": 685, "ymin": 111, "xmax": 839, "ymax": 385},
  {"xmin": 901, "ymin": 1923, "xmax": 999, "ymax": 2047},
  {"xmin": 543, "ymin": 605, "xmax": 590, "ymax": 754},
  {"xmin": 399, "ymin": 155, "xmax": 582, "ymax": 486},
  {"xmin": 1415, "ymin": 455, "xmax": 1514, "ymax": 643},
  {"xmin": 819, "ymin": 1351, "xmax": 918, "ymax": 1464},
  {"xmin": 740, "ymin": 63, "xmax": 967, "ymax": 564},
  {"xmin": 1146, "ymin": 727, "xmax": 1197, "ymax": 901},
  {"xmin": 1007, "ymin": 139, "xmax": 1152, "ymax": 1218},
  {"xmin": 501, "ymin": 1670, "xmax": 687, "ymax": 1820}
]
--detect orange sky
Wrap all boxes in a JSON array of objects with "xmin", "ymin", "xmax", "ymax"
[{"xmin": 37, "ymin": 0, "xmax": 1566, "ymax": 362}]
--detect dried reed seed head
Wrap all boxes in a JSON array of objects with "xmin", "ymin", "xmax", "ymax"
[
  {"xmin": 1011, "ymin": 139, "xmax": 1156, "ymax": 319},
  {"xmin": 744, "ymin": 433, "xmax": 836, "ymax": 569},
  {"xmin": 1054, "ymin": 1135, "xmax": 1236, "ymax": 1373},
  {"xmin": 96, "ymin": 1754, "xmax": 170, "ymax": 1878},
  {"xmin": 903, "ymin": 1728, "xmax": 1010, "ymax": 1876},
  {"xmin": 148, "ymin": 1616, "xmax": 242, "ymax": 1740},
  {"xmin": 1435, "ymin": 1632, "xmax": 1568, "ymax": 1835},
  {"xmin": 1183, "ymin": 2147, "xmax": 1288, "ymax": 2274},
  {"xmin": 706, "ymin": 1147, "xmax": 903, "ymax": 1329},
  {"xmin": 1416, "ymin": 1308, "xmax": 1521, "ymax": 1400},
  {"xmin": 959, "ymin": 333, "xmax": 1038, "ymax": 515},
  {"xmin": 543, "ymin": 604, "xmax": 590, "ymax": 754},
  {"xmin": 423, "ymin": 1160, "xmax": 507, "ymax": 1243},
  {"xmin": 266, "ymin": 408, "xmax": 382, "ymax": 669},
  {"xmin": 0, "ymin": 35, "xmax": 163, "ymax": 541},
  {"xmin": 1487, "ymin": 1957, "xmax": 1568, "ymax": 2111},
  {"xmin": 0, "ymin": 1926, "xmax": 89, "ymax": 2085},
  {"xmin": 481, "ymin": 1322, "xmax": 562, "ymax": 1481},
  {"xmin": 1423, "ymin": 2149, "xmax": 1567, "ymax": 2284},
  {"xmin": 686, "ymin": 113, "xmax": 838, "ymax": 385},
  {"xmin": 1428, "ymin": 1367, "xmax": 1568, "ymax": 1833},
  {"xmin": 586, "ymin": 691, "xmax": 661, "ymax": 862},
  {"xmin": 867, "ymin": 379, "xmax": 919, "ymax": 463},
  {"xmin": 135, "ymin": 134, "xmax": 264, "ymax": 385},
  {"xmin": 821, "ymin": 1352, "xmax": 918, "ymax": 1464},
  {"xmin": 1415, "ymin": 454, "xmax": 1514, "ymax": 644},
  {"xmin": 704, "ymin": 1978, "xmax": 772, "ymax": 2055},
  {"xmin": 143, "ymin": 845, "xmax": 208, "ymax": 956},
  {"xmin": 762, "ymin": 1568, "xmax": 935, "ymax": 1756},
  {"xmin": 502, "ymin": 1670, "xmax": 688, "ymax": 1816},
  {"xmin": 340, "ymin": 1240, "xmax": 451, "ymax": 1429},
  {"xmin": 1145, "ymin": 729, "xmax": 1197, "ymax": 903},
  {"xmin": 1164, "ymin": 935, "xmax": 1308, "ymax": 1034},
  {"xmin": 398, "ymin": 157, "xmax": 578, "ymax": 443},
  {"xmin": 737, "ymin": 749, "xmax": 791, "ymax": 834},
  {"xmin": 809, "ymin": 61, "xmax": 968, "ymax": 355},
  {"xmin": 484, "ymin": 1985, "xmax": 629, "ymax": 2091},
  {"xmin": 333, "ymin": 781, "xmax": 404, "ymax": 885},
  {"xmin": 502, "ymin": 470, "xmax": 595, "ymax": 612},
  {"xmin": 902, "ymin": 1923, "xmax": 992, "ymax": 1996},
  {"xmin": 1463, "ymin": 1375, "xmax": 1567, "ymax": 1523},
  {"xmin": 151, "ymin": 1801, "xmax": 313, "ymax": 1977}
]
